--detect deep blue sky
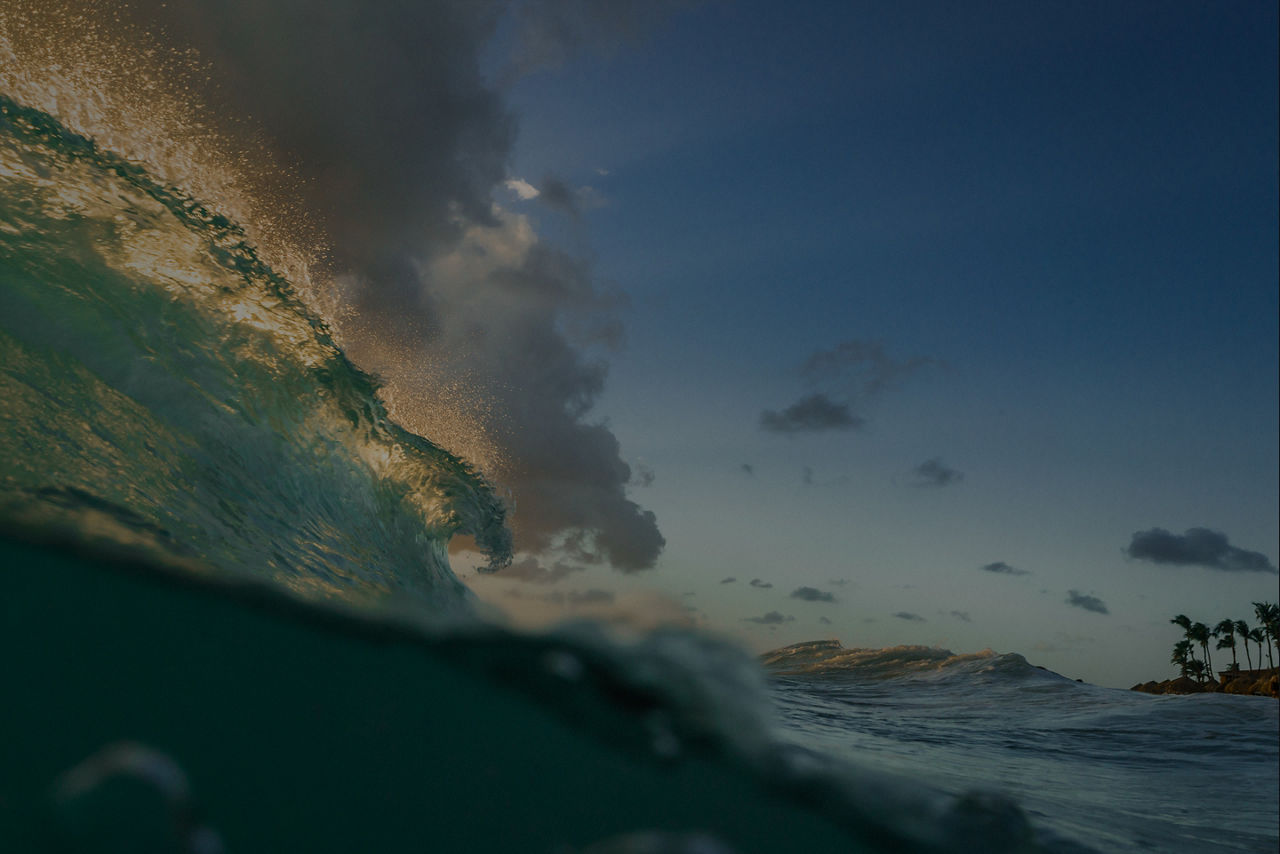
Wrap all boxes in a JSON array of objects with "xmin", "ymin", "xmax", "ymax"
[{"xmin": 461, "ymin": 1, "xmax": 1280, "ymax": 686}]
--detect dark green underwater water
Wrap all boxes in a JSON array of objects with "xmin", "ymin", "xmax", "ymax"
[{"xmin": 1, "ymin": 537, "xmax": 882, "ymax": 854}]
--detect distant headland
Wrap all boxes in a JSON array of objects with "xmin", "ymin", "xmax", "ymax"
[{"xmin": 1131, "ymin": 602, "xmax": 1279, "ymax": 699}]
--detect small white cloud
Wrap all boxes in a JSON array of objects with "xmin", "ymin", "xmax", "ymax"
[{"xmin": 504, "ymin": 178, "xmax": 540, "ymax": 200}]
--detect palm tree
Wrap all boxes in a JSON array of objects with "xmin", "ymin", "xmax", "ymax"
[
  {"xmin": 1170, "ymin": 639, "xmax": 1194, "ymax": 678},
  {"xmin": 1214, "ymin": 619, "xmax": 1239, "ymax": 671},
  {"xmin": 1247, "ymin": 627, "xmax": 1267, "ymax": 670},
  {"xmin": 1253, "ymin": 602, "xmax": 1278, "ymax": 670},
  {"xmin": 1187, "ymin": 659, "xmax": 1207, "ymax": 684},
  {"xmin": 1235, "ymin": 620, "xmax": 1254, "ymax": 670},
  {"xmin": 1189, "ymin": 622, "xmax": 1214, "ymax": 678}
]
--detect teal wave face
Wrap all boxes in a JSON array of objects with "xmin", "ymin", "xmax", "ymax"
[{"xmin": 0, "ymin": 94, "xmax": 510, "ymax": 613}]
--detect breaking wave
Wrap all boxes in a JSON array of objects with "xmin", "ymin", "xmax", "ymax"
[{"xmin": 0, "ymin": 93, "xmax": 510, "ymax": 614}]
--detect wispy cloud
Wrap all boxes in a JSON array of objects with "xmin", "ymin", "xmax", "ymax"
[
  {"xmin": 720, "ymin": 576, "xmax": 737, "ymax": 584},
  {"xmin": 761, "ymin": 339, "xmax": 935, "ymax": 436},
  {"xmin": 1066, "ymin": 590, "xmax": 1109, "ymax": 615},
  {"xmin": 494, "ymin": 556, "xmax": 581, "ymax": 584},
  {"xmin": 749, "ymin": 578, "xmax": 774, "ymax": 589},
  {"xmin": 949, "ymin": 610, "xmax": 972, "ymax": 623},
  {"xmin": 630, "ymin": 462, "xmax": 655, "ymax": 488},
  {"xmin": 800, "ymin": 339, "xmax": 936, "ymax": 393},
  {"xmin": 1125, "ymin": 527, "xmax": 1277, "ymax": 574},
  {"xmin": 568, "ymin": 588, "xmax": 616, "ymax": 606},
  {"xmin": 910, "ymin": 458, "xmax": 964, "ymax": 488},
  {"xmin": 893, "ymin": 612, "xmax": 925, "ymax": 622}
]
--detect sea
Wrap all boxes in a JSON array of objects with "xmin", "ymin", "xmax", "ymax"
[{"xmin": 2, "ymin": 64, "xmax": 1278, "ymax": 854}]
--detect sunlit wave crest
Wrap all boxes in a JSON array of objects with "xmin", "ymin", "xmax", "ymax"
[{"xmin": 0, "ymin": 93, "xmax": 511, "ymax": 611}]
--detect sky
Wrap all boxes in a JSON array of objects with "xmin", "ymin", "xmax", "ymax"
[
  {"xmin": 20, "ymin": 0, "xmax": 1275, "ymax": 688},
  {"xmin": 463, "ymin": 1, "xmax": 1280, "ymax": 687}
]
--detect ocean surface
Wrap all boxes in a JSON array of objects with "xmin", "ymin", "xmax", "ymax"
[{"xmin": 2, "ymin": 71, "xmax": 1278, "ymax": 854}]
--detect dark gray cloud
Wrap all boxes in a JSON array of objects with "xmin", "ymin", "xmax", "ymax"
[
  {"xmin": 720, "ymin": 576, "xmax": 736, "ymax": 584},
  {"xmin": 981, "ymin": 561, "xmax": 1030, "ymax": 576},
  {"xmin": 740, "ymin": 463, "xmax": 754, "ymax": 476},
  {"xmin": 744, "ymin": 611, "xmax": 794, "ymax": 625},
  {"xmin": 760, "ymin": 394, "xmax": 863, "ymax": 435},
  {"xmin": 1066, "ymin": 590, "xmax": 1109, "ymax": 615},
  {"xmin": 749, "ymin": 579, "xmax": 774, "ymax": 589},
  {"xmin": 893, "ymin": 612, "xmax": 925, "ymax": 622},
  {"xmin": 949, "ymin": 610, "xmax": 972, "ymax": 623},
  {"xmin": 790, "ymin": 586, "xmax": 837, "ymax": 603},
  {"xmin": 818, "ymin": 616, "xmax": 832, "ymax": 625},
  {"xmin": 115, "ymin": 0, "xmax": 669, "ymax": 573},
  {"xmin": 1125, "ymin": 528, "xmax": 1277, "ymax": 574},
  {"xmin": 911, "ymin": 458, "xmax": 964, "ymax": 488}
]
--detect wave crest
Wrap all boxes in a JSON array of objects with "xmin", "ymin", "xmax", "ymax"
[
  {"xmin": 762, "ymin": 640, "xmax": 1060, "ymax": 684},
  {"xmin": 0, "ymin": 94, "xmax": 510, "ymax": 610}
]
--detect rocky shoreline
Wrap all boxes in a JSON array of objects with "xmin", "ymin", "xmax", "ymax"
[{"xmin": 1131, "ymin": 668, "xmax": 1278, "ymax": 698}]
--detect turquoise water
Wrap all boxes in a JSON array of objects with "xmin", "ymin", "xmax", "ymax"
[{"xmin": 2, "ymin": 88, "xmax": 1277, "ymax": 854}]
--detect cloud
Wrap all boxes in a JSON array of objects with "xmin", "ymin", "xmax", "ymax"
[
  {"xmin": 505, "ymin": 178, "xmax": 540, "ymax": 200},
  {"xmin": 981, "ymin": 561, "xmax": 1030, "ymax": 576},
  {"xmin": 1125, "ymin": 527, "xmax": 1277, "ymax": 574},
  {"xmin": 818, "ymin": 616, "xmax": 832, "ymax": 625},
  {"xmin": 740, "ymin": 463, "xmax": 754, "ymax": 476},
  {"xmin": 910, "ymin": 458, "xmax": 964, "ymax": 488},
  {"xmin": 744, "ymin": 611, "xmax": 794, "ymax": 625},
  {"xmin": 567, "ymin": 588, "xmax": 616, "ymax": 606},
  {"xmin": 720, "ymin": 576, "xmax": 736, "ymax": 584},
  {"xmin": 760, "ymin": 393, "xmax": 863, "ymax": 435},
  {"xmin": 630, "ymin": 462, "xmax": 655, "ymax": 488},
  {"xmin": 949, "ymin": 610, "xmax": 972, "ymax": 623},
  {"xmin": 800, "ymin": 339, "xmax": 936, "ymax": 393},
  {"xmin": 790, "ymin": 586, "xmax": 837, "ymax": 603},
  {"xmin": 1065, "ymin": 590, "xmax": 1109, "ymax": 615},
  {"xmin": 493, "ymin": 555, "xmax": 581, "ymax": 584},
  {"xmin": 749, "ymin": 579, "xmax": 774, "ymax": 589},
  {"xmin": 893, "ymin": 612, "xmax": 925, "ymax": 622},
  {"xmin": 113, "ymin": 0, "xmax": 666, "ymax": 574},
  {"xmin": 761, "ymin": 340, "xmax": 935, "ymax": 436},
  {"xmin": 533, "ymin": 173, "xmax": 608, "ymax": 218}
]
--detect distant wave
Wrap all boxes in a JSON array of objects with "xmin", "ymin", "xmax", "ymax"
[
  {"xmin": 761, "ymin": 640, "xmax": 1069, "ymax": 685},
  {"xmin": 0, "ymin": 94, "xmax": 510, "ymax": 613}
]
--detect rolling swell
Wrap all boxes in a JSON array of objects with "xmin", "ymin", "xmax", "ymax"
[{"xmin": 0, "ymin": 94, "xmax": 510, "ymax": 612}]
